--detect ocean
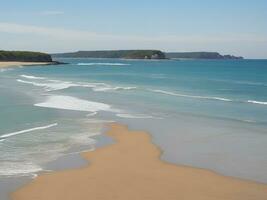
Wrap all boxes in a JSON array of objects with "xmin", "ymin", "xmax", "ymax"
[{"xmin": 0, "ymin": 58, "xmax": 266, "ymax": 187}]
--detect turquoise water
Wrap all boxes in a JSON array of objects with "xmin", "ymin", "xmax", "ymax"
[{"xmin": 0, "ymin": 59, "xmax": 266, "ymax": 183}]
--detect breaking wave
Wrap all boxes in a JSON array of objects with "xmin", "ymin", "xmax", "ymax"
[
  {"xmin": 149, "ymin": 89, "xmax": 233, "ymax": 102},
  {"xmin": 116, "ymin": 113, "xmax": 155, "ymax": 119},
  {"xmin": 17, "ymin": 75, "xmax": 137, "ymax": 92},
  {"xmin": 77, "ymin": 62, "xmax": 130, "ymax": 66},
  {"xmin": 0, "ymin": 123, "xmax": 58, "ymax": 140},
  {"xmin": 247, "ymin": 100, "xmax": 267, "ymax": 105},
  {"xmin": 20, "ymin": 74, "xmax": 46, "ymax": 80}
]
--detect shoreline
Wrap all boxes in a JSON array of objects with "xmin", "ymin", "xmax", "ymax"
[
  {"xmin": 0, "ymin": 61, "xmax": 62, "ymax": 68},
  {"xmin": 12, "ymin": 123, "xmax": 267, "ymax": 200}
]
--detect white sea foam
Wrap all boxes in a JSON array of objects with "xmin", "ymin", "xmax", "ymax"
[
  {"xmin": 247, "ymin": 100, "xmax": 267, "ymax": 105},
  {"xmin": 93, "ymin": 86, "xmax": 137, "ymax": 92},
  {"xmin": 35, "ymin": 95, "xmax": 113, "ymax": 112},
  {"xmin": 17, "ymin": 79, "xmax": 76, "ymax": 91},
  {"xmin": 17, "ymin": 77, "xmax": 137, "ymax": 92},
  {"xmin": 86, "ymin": 119, "xmax": 115, "ymax": 124},
  {"xmin": 77, "ymin": 62, "xmax": 130, "ymax": 66},
  {"xmin": 0, "ymin": 68, "xmax": 14, "ymax": 72},
  {"xmin": 20, "ymin": 74, "xmax": 46, "ymax": 80},
  {"xmin": 116, "ymin": 113, "xmax": 155, "ymax": 119},
  {"xmin": 150, "ymin": 89, "xmax": 232, "ymax": 102},
  {"xmin": 70, "ymin": 132, "xmax": 99, "ymax": 145},
  {"xmin": 31, "ymin": 173, "xmax": 38, "ymax": 179},
  {"xmin": 0, "ymin": 123, "xmax": 58, "ymax": 140},
  {"xmin": 0, "ymin": 162, "xmax": 42, "ymax": 177},
  {"xmin": 86, "ymin": 112, "xmax": 98, "ymax": 117},
  {"xmin": 242, "ymin": 119, "xmax": 257, "ymax": 123},
  {"xmin": 17, "ymin": 79, "xmax": 103, "ymax": 91}
]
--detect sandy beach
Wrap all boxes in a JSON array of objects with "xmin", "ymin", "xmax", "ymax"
[
  {"xmin": 0, "ymin": 62, "xmax": 53, "ymax": 68},
  {"xmin": 12, "ymin": 123, "xmax": 267, "ymax": 200}
]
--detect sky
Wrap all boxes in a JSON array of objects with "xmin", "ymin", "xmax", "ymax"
[{"xmin": 0, "ymin": 0, "xmax": 266, "ymax": 58}]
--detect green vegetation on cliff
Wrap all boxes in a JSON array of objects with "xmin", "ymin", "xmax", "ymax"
[
  {"xmin": 0, "ymin": 50, "xmax": 52, "ymax": 62},
  {"xmin": 53, "ymin": 50, "xmax": 166, "ymax": 59},
  {"xmin": 53, "ymin": 50, "xmax": 242, "ymax": 60},
  {"xmin": 165, "ymin": 52, "xmax": 243, "ymax": 59}
]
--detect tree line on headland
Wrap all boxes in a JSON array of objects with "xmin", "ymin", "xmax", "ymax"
[
  {"xmin": 0, "ymin": 50, "xmax": 243, "ymax": 62},
  {"xmin": 53, "ymin": 50, "xmax": 243, "ymax": 59},
  {"xmin": 0, "ymin": 50, "xmax": 52, "ymax": 62}
]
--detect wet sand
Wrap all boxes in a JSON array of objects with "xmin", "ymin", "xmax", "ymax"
[{"xmin": 12, "ymin": 123, "xmax": 267, "ymax": 200}]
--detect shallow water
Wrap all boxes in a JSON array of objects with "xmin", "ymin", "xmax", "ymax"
[{"xmin": 0, "ymin": 58, "xmax": 266, "ymax": 185}]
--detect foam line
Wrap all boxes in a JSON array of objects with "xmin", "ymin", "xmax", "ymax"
[
  {"xmin": 247, "ymin": 100, "xmax": 267, "ymax": 105},
  {"xmin": 20, "ymin": 75, "xmax": 46, "ymax": 80},
  {"xmin": 77, "ymin": 62, "xmax": 130, "ymax": 66},
  {"xmin": 0, "ymin": 123, "xmax": 58, "ymax": 139},
  {"xmin": 35, "ymin": 95, "xmax": 113, "ymax": 112},
  {"xmin": 150, "ymin": 89, "xmax": 232, "ymax": 102}
]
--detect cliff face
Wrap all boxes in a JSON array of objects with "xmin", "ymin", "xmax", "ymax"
[
  {"xmin": 165, "ymin": 52, "xmax": 243, "ymax": 59},
  {"xmin": 0, "ymin": 51, "xmax": 52, "ymax": 62},
  {"xmin": 122, "ymin": 50, "xmax": 165, "ymax": 59},
  {"xmin": 53, "ymin": 50, "xmax": 166, "ymax": 59}
]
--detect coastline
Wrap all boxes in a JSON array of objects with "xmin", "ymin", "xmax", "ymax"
[
  {"xmin": 0, "ymin": 61, "xmax": 60, "ymax": 68},
  {"xmin": 12, "ymin": 123, "xmax": 267, "ymax": 200}
]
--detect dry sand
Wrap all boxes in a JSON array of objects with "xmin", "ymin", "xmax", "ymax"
[
  {"xmin": 0, "ymin": 62, "xmax": 52, "ymax": 68},
  {"xmin": 12, "ymin": 123, "xmax": 267, "ymax": 200}
]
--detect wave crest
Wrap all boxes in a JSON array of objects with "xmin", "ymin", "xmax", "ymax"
[
  {"xmin": 0, "ymin": 123, "xmax": 58, "ymax": 140},
  {"xmin": 150, "ymin": 89, "xmax": 232, "ymax": 102},
  {"xmin": 20, "ymin": 75, "xmax": 46, "ymax": 80},
  {"xmin": 116, "ymin": 113, "xmax": 155, "ymax": 119},
  {"xmin": 77, "ymin": 62, "xmax": 130, "ymax": 66},
  {"xmin": 247, "ymin": 100, "xmax": 267, "ymax": 105},
  {"xmin": 17, "ymin": 75, "xmax": 137, "ymax": 92}
]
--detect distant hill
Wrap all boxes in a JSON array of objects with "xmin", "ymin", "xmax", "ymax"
[
  {"xmin": 0, "ymin": 50, "xmax": 53, "ymax": 62},
  {"xmin": 53, "ymin": 50, "xmax": 166, "ymax": 59},
  {"xmin": 53, "ymin": 50, "xmax": 243, "ymax": 60},
  {"xmin": 165, "ymin": 52, "xmax": 243, "ymax": 59}
]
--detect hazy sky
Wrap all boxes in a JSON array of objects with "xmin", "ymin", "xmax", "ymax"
[{"xmin": 0, "ymin": 0, "xmax": 266, "ymax": 58}]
